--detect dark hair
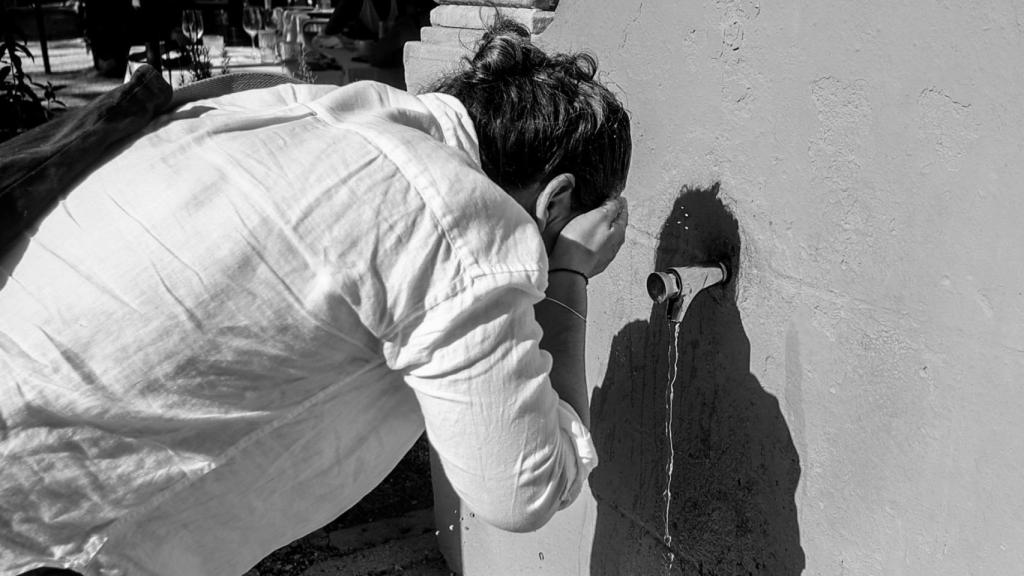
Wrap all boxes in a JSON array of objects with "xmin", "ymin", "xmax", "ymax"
[{"xmin": 430, "ymin": 17, "xmax": 631, "ymax": 212}]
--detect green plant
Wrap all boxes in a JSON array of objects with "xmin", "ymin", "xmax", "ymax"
[
  {"xmin": 1, "ymin": 3, "xmax": 65, "ymax": 143},
  {"xmin": 295, "ymin": 47, "xmax": 317, "ymax": 84},
  {"xmin": 183, "ymin": 42, "xmax": 213, "ymax": 83}
]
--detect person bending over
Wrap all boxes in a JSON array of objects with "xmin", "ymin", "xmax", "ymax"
[{"xmin": 0, "ymin": 18, "xmax": 631, "ymax": 576}]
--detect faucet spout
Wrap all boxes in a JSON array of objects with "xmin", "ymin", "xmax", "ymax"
[{"xmin": 647, "ymin": 264, "xmax": 728, "ymax": 323}]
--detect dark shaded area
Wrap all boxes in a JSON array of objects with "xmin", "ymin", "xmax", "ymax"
[
  {"xmin": 590, "ymin": 184, "xmax": 804, "ymax": 575},
  {"xmin": 246, "ymin": 435, "xmax": 434, "ymax": 576},
  {"xmin": 19, "ymin": 568, "xmax": 82, "ymax": 576},
  {"xmin": 325, "ymin": 435, "xmax": 434, "ymax": 530}
]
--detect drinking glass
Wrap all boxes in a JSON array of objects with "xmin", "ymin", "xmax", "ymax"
[
  {"xmin": 242, "ymin": 6, "xmax": 263, "ymax": 61},
  {"xmin": 182, "ymin": 10, "xmax": 204, "ymax": 44}
]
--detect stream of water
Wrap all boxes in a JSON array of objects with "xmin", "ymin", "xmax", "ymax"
[{"xmin": 663, "ymin": 322, "xmax": 681, "ymax": 573}]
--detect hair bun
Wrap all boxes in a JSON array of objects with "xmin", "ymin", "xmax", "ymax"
[
  {"xmin": 431, "ymin": 15, "xmax": 632, "ymax": 215},
  {"xmin": 468, "ymin": 18, "xmax": 544, "ymax": 81}
]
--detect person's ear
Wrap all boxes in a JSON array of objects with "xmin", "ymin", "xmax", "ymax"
[{"xmin": 534, "ymin": 173, "xmax": 575, "ymax": 231}]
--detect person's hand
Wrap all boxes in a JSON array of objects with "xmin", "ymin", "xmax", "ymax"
[{"xmin": 549, "ymin": 196, "xmax": 628, "ymax": 279}]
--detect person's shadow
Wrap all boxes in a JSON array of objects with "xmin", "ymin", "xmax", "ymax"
[{"xmin": 590, "ymin": 184, "xmax": 805, "ymax": 575}]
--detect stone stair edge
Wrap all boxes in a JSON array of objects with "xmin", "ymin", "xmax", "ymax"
[
  {"xmin": 430, "ymin": 5, "xmax": 555, "ymax": 34},
  {"xmin": 419, "ymin": 26, "xmax": 542, "ymax": 46},
  {"xmin": 434, "ymin": 0, "xmax": 557, "ymax": 9}
]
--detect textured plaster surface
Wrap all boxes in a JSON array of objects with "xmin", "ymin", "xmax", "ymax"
[{"xmin": 442, "ymin": 0, "xmax": 1024, "ymax": 574}]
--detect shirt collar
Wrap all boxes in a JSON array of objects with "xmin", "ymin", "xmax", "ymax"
[{"xmin": 416, "ymin": 92, "xmax": 482, "ymax": 169}]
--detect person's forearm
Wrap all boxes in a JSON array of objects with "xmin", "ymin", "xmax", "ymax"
[{"xmin": 534, "ymin": 271, "xmax": 590, "ymax": 428}]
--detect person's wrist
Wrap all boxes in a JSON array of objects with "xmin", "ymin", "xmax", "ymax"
[
  {"xmin": 543, "ymin": 267, "xmax": 588, "ymax": 322},
  {"xmin": 549, "ymin": 268, "xmax": 589, "ymax": 285},
  {"xmin": 548, "ymin": 251, "xmax": 595, "ymax": 278}
]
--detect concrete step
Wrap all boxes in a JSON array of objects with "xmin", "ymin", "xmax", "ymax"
[
  {"xmin": 429, "ymin": 6, "xmax": 555, "ymax": 35},
  {"xmin": 420, "ymin": 26, "xmax": 544, "ymax": 48},
  {"xmin": 403, "ymin": 41, "xmax": 473, "ymax": 94},
  {"xmin": 435, "ymin": 0, "xmax": 558, "ymax": 9},
  {"xmin": 420, "ymin": 26, "xmax": 487, "ymax": 48}
]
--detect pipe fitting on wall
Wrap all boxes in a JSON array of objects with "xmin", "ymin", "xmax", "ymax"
[{"xmin": 647, "ymin": 263, "xmax": 728, "ymax": 323}]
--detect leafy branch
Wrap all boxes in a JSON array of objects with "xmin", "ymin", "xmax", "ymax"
[{"xmin": 1, "ymin": 2, "xmax": 65, "ymax": 142}]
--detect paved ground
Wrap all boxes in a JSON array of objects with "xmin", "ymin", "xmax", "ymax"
[
  {"xmin": 293, "ymin": 510, "xmax": 450, "ymax": 576},
  {"xmin": 247, "ymin": 507, "xmax": 452, "ymax": 576},
  {"xmin": 16, "ymin": 38, "xmax": 453, "ymax": 576},
  {"xmin": 17, "ymin": 38, "xmax": 123, "ymax": 113}
]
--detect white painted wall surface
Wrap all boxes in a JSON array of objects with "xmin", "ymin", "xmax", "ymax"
[{"xmin": 416, "ymin": 1, "xmax": 1024, "ymax": 574}]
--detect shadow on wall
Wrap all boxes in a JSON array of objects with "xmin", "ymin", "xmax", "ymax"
[{"xmin": 590, "ymin": 184, "xmax": 805, "ymax": 575}]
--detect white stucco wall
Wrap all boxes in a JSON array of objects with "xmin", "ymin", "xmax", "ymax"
[{"xmin": 412, "ymin": 1, "xmax": 1024, "ymax": 574}]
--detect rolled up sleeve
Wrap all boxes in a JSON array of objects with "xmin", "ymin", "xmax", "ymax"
[{"xmin": 383, "ymin": 278, "xmax": 597, "ymax": 532}]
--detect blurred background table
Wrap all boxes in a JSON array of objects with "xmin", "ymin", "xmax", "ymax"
[{"xmin": 125, "ymin": 39, "xmax": 404, "ymax": 90}]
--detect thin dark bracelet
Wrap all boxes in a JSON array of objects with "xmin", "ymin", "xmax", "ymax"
[{"xmin": 548, "ymin": 268, "xmax": 589, "ymax": 285}]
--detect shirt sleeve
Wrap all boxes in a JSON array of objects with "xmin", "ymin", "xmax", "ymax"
[{"xmin": 383, "ymin": 277, "xmax": 598, "ymax": 532}]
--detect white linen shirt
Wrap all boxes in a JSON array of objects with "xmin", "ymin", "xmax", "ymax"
[{"xmin": 0, "ymin": 81, "xmax": 597, "ymax": 576}]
